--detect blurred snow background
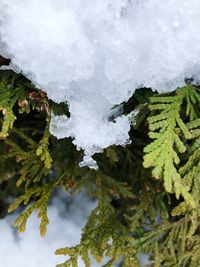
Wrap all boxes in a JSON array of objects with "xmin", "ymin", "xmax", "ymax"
[
  {"xmin": 0, "ymin": 192, "xmax": 150, "ymax": 267},
  {"xmin": 0, "ymin": 192, "xmax": 95, "ymax": 267},
  {"xmin": 1, "ymin": 0, "xmax": 200, "ymax": 168}
]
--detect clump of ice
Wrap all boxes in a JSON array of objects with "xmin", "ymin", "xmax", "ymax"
[{"xmin": 1, "ymin": 0, "xmax": 200, "ymax": 168}]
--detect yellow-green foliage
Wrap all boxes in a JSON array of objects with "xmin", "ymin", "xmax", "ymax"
[
  {"xmin": 5, "ymin": 128, "xmax": 51, "ymax": 188},
  {"xmin": 144, "ymin": 85, "xmax": 200, "ymax": 207},
  {"xmin": 8, "ymin": 183, "xmax": 52, "ymax": 236},
  {"xmin": 36, "ymin": 114, "xmax": 53, "ymax": 170},
  {"xmin": 56, "ymin": 176, "xmax": 137, "ymax": 267},
  {"xmin": 0, "ymin": 72, "xmax": 29, "ymax": 137}
]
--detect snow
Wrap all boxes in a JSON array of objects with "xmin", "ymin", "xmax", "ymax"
[{"xmin": 1, "ymin": 0, "xmax": 200, "ymax": 168}]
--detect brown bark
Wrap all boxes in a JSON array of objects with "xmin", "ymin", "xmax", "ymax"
[{"xmin": 0, "ymin": 55, "xmax": 11, "ymax": 66}]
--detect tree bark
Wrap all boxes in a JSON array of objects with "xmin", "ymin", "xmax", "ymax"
[{"xmin": 0, "ymin": 55, "xmax": 11, "ymax": 66}]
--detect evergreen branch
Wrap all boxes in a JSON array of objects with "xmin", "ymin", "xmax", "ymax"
[
  {"xmin": 144, "ymin": 85, "xmax": 200, "ymax": 207},
  {"xmin": 7, "ymin": 176, "xmax": 64, "ymax": 236}
]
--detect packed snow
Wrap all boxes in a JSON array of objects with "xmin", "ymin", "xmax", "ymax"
[
  {"xmin": 0, "ymin": 192, "xmax": 150, "ymax": 267},
  {"xmin": 0, "ymin": 0, "xmax": 200, "ymax": 168}
]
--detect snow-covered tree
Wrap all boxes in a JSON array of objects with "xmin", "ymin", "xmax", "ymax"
[{"xmin": 0, "ymin": 1, "xmax": 200, "ymax": 266}]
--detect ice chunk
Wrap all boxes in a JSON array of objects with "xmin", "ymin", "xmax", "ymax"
[
  {"xmin": 1, "ymin": 0, "xmax": 200, "ymax": 167},
  {"xmin": 50, "ymin": 93, "xmax": 131, "ymax": 169}
]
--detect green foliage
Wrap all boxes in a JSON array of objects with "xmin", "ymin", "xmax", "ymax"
[
  {"xmin": 0, "ymin": 71, "xmax": 28, "ymax": 137},
  {"xmin": 144, "ymin": 85, "xmax": 200, "ymax": 207},
  {"xmin": 0, "ymin": 69, "xmax": 200, "ymax": 267},
  {"xmin": 8, "ymin": 182, "xmax": 52, "ymax": 236},
  {"xmin": 36, "ymin": 114, "xmax": 53, "ymax": 170},
  {"xmin": 56, "ymin": 176, "xmax": 137, "ymax": 267},
  {"xmin": 5, "ymin": 128, "xmax": 51, "ymax": 188}
]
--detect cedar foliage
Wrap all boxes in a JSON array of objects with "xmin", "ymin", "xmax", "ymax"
[{"xmin": 0, "ymin": 68, "xmax": 200, "ymax": 267}]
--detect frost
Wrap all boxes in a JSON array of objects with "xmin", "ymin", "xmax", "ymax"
[{"xmin": 1, "ymin": 0, "xmax": 200, "ymax": 167}]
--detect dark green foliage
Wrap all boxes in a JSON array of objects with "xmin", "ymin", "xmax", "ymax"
[{"xmin": 0, "ymin": 69, "xmax": 200, "ymax": 267}]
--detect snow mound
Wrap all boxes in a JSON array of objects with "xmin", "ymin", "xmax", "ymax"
[{"xmin": 0, "ymin": 0, "xmax": 200, "ymax": 167}]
